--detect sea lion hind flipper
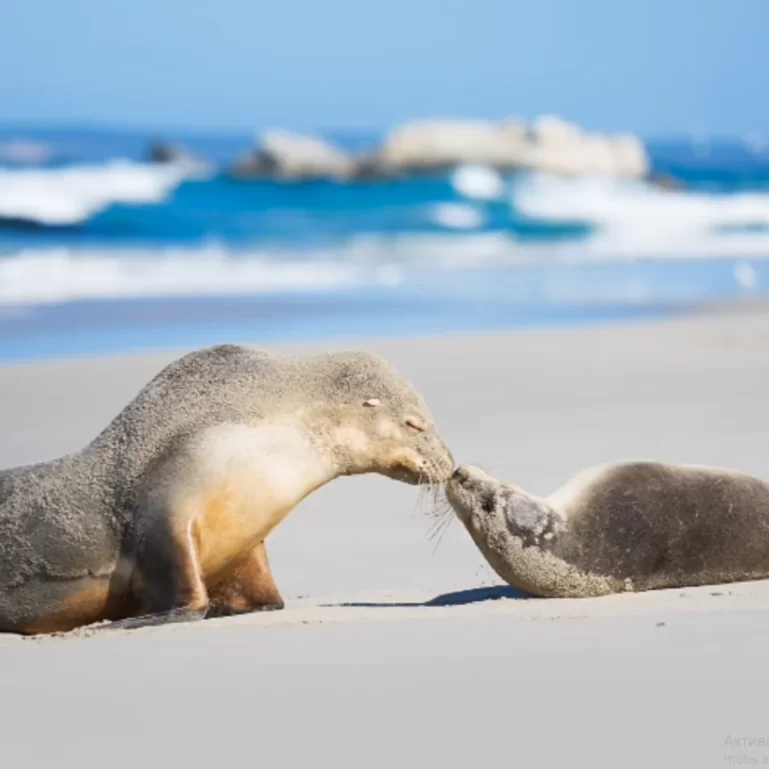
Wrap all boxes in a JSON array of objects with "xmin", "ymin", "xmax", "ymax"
[{"xmin": 84, "ymin": 606, "xmax": 208, "ymax": 634}]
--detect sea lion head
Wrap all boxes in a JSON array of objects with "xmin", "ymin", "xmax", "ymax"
[
  {"xmin": 445, "ymin": 465, "xmax": 506, "ymax": 533},
  {"xmin": 321, "ymin": 352, "xmax": 454, "ymax": 485},
  {"xmin": 445, "ymin": 464, "xmax": 553, "ymax": 542}
]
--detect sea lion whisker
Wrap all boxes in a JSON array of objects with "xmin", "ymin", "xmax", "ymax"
[
  {"xmin": 413, "ymin": 485, "xmax": 434, "ymax": 519},
  {"xmin": 426, "ymin": 509, "xmax": 450, "ymax": 540},
  {"xmin": 429, "ymin": 511, "xmax": 455, "ymax": 553},
  {"xmin": 427, "ymin": 502, "xmax": 454, "ymax": 541}
]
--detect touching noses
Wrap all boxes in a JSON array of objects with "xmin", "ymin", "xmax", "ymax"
[{"xmin": 452, "ymin": 466, "xmax": 470, "ymax": 485}]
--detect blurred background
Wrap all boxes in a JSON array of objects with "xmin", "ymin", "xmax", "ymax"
[{"xmin": 1, "ymin": 0, "xmax": 769, "ymax": 362}]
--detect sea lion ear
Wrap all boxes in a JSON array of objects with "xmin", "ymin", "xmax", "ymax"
[{"xmin": 363, "ymin": 398, "xmax": 381, "ymax": 408}]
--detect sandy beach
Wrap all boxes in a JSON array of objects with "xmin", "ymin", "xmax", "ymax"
[{"xmin": 2, "ymin": 306, "xmax": 769, "ymax": 767}]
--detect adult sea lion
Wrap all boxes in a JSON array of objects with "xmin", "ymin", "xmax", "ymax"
[
  {"xmin": 445, "ymin": 461, "xmax": 769, "ymax": 597},
  {"xmin": 0, "ymin": 344, "xmax": 453, "ymax": 634}
]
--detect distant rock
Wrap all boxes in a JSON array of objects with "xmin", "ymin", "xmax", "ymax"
[
  {"xmin": 146, "ymin": 141, "xmax": 212, "ymax": 180},
  {"xmin": 228, "ymin": 130, "xmax": 354, "ymax": 181},
  {"xmin": 227, "ymin": 116, "xmax": 650, "ymax": 182},
  {"xmin": 648, "ymin": 172, "xmax": 684, "ymax": 191},
  {"xmin": 376, "ymin": 119, "xmax": 522, "ymax": 172},
  {"xmin": 375, "ymin": 115, "xmax": 649, "ymax": 178},
  {"xmin": 148, "ymin": 141, "xmax": 195, "ymax": 164},
  {"xmin": 0, "ymin": 139, "xmax": 52, "ymax": 165}
]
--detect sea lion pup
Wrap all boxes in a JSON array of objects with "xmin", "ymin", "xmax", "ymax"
[
  {"xmin": 0, "ymin": 344, "xmax": 453, "ymax": 635},
  {"xmin": 445, "ymin": 462, "xmax": 769, "ymax": 598}
]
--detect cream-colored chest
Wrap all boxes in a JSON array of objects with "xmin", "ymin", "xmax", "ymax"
[{"xmin": 182, "ymin": 422, "xmax": 333, "ymax": 577}]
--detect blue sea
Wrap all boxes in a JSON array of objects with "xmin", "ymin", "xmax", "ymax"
[{"xmin": 2, "ymin": 125, "xmax": 769, "ymax": 362}]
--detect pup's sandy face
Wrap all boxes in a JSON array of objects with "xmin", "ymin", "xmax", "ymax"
[
  {"xmin": 353, "ymin": 397, "xmax": 454, "ymax": 484},
  {"xmin": 446, "ymin": 464, "xmax": 515, "ymax": 528},
  {"xmin": 447, "ymin": 465, "xmax": 563, "ymax": 552}
]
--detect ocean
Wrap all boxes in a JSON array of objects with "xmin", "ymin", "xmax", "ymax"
[{"xmin": 2, "ymin": 125, "xmax": 769, "ymax": 362}]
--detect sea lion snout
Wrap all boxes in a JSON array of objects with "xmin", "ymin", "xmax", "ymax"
[
  {"xmin": 451, "ymin": 466, "xmax": 471, "ymax": 485},
  {"xmin": 386, "ymin": 436, "xmax": 454, "ymax": 484},
  {"xmin": 424, "ymin": 433, "xmax": 455, "ymax": 482},
  {"xmin": 446, "ymin": 465, "xmax": 507, "ymax": 526},
  {"xmin": 449, "ymin": 465, "xmax": 493, "ymax": 488},
  {"xmin": 401, "ymin": 422, "xmax": 454, "ymax": 483}
]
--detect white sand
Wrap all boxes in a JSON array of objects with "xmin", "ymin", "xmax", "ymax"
[{"xmin": 2, "ymin": 306, "xmax": 769, "ymax": 767}]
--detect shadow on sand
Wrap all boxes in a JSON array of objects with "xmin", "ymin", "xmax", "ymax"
[{"xmin": 325, "ymin": 584, "xmax": 531, "ymax": 609}]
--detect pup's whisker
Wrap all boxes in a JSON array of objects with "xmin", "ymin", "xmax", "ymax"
[{"xmin": 429, "ymin": 511, "xmax": 455, "ymax": 553}]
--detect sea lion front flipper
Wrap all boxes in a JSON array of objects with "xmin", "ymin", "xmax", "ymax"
[
  {"xmin": 206, "ymin": 541, "xmax": 285, "ymax": 617},
  {"xmin": 129, "ymin": 506, "xmax": 210, "ymax": 620}
]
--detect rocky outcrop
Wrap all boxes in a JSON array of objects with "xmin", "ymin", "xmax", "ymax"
[
  {"xmin": 147, "ymin": 141, "xmax": 204, "ymax": 165},
  {"xmin": 0, "ymin": 139, "xmax": 52, "ymax": 165},
  {"xmin": 228, "ymin": 130, "xmax": 354, "ymax": 181},
  {"xmin": 227, "ymin": 116, "xmax": 650, "ymax": 182},
  {"xmin": 146, "ymin": 141, "xmax": 212, "ymax": 180},
  {"xmin": 375, "ymin": 119, "xmax": 524, "ymax": 172},
  {"xmin": 648, "ymin": 172, "xmax": 684, "ymax": 191},
  {"xmin": 375, "ymin": 115, "xmax": 648, "ymax": 178}
]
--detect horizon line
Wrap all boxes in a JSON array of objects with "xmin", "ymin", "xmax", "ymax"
[{"xmin": 1, "ymin": 117, "xmax": 763, "ymax": 145}]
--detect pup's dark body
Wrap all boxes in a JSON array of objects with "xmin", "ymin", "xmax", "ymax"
[{"xmin": 447, "ymin": 462, "xmax": 769, "ymax": 597}]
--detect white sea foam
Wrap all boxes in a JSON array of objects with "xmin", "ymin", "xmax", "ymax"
[
  {"xmin": 0, "ymin": 160, "xmax": 200, "ymax": 226},
  {"xmin": 515, "ymin": 173, "xmax": 769, "ymax": 227},
  {"xmin": 442, "ymin": 171, "xmax": 769, "ymax": 256},
  {"xmin": 450, "ymin": 164, "xmax": 505, "ymax": 200},
  {"xmin": 429, "ymin": 203, "xmax": 485, "ymax": 229},
  {"xmin": 2, "ymin": 232, "xmax": 769, "ymax": 308},
  {"xmin": 513, "ymin": 173, "xmax": 769, "ymax": 257},
  {"xmin": 0, "ymin": 247, "xmax": 379, "ymax": 305},
  {"xmin": 3, "ymin": 170, "xmax": 769, "ymax": 307}
]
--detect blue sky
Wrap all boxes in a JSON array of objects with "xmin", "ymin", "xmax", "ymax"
[{"xmin": 2, "ymin": 0, "xmax": 768, "ymax": 137}]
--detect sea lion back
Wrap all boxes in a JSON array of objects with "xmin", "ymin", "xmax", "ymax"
[{"xmin": 559, "ymin": 461, "xmax": 769, "ymax": 586}]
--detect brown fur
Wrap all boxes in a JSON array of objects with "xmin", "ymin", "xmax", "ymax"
[
  {"xmin": 21, "ymin": 582, "xmax": 113, "ymax": 635},
  {"xmin": 447, "ymin": 462, "xmax": 769, "ymax": 598},
  {"xmin": 0, "ymin": 344, "xmax": 453, "ymax": 634}
]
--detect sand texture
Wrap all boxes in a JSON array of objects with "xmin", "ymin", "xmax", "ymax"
[{"xmin": 2, "ymin": 306, "xmax": 769, "ymax": 767}]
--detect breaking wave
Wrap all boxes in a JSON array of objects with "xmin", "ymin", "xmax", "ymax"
[
  {"xmin": 0, "ymin": 160, "xmax": 206, "ymax": 227},
  {"xmin": 511, "ymin": 172, "xmax": 769, "ymax": 258},
  {"xmin": 2, "ymin": 234, "xmax": 769, "ymax": 307}
]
